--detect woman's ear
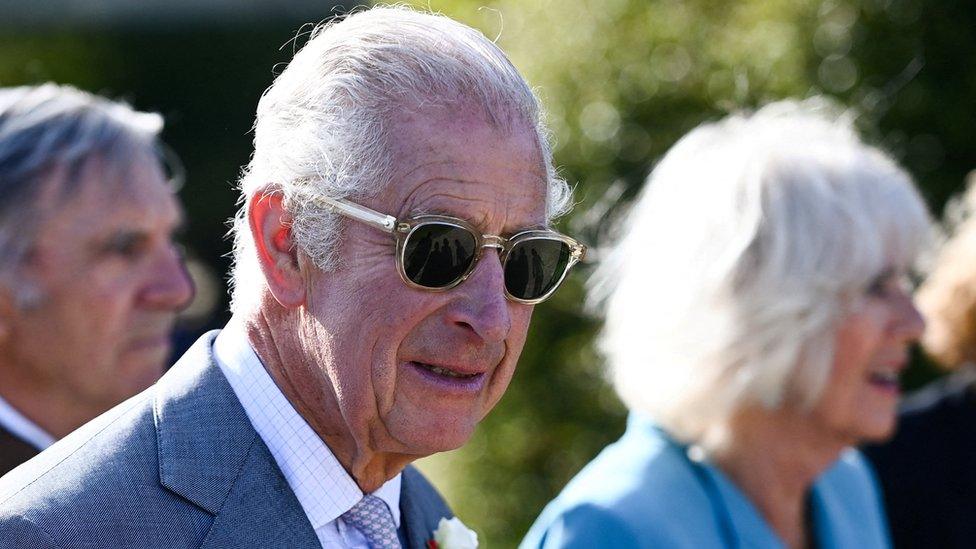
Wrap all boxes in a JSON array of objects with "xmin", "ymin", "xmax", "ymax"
[{"xmin": 248, "ymin": 191, "xmax": 306, "ymax": 308}]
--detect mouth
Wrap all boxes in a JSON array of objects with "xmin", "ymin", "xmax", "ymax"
[
  {"xmin": 129, "ymin": 335, "xmax": 171, "ymax": 352},
  {"xmin": 406, "ymin": 360, "xmax": 487, "ymax": 393},
  {"xmin": 128, "ymin": 319, "xmax": 178, "ymax": 352},
  {"xmin": 415, "ymin": 362, "xmax": 480, "ymax": 379},
  {"xmin": 867, "ymin": 369, "xmax": 901, "ymax": 393}
]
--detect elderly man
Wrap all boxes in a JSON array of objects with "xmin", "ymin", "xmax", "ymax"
[
  {"xmin": 0, "ymin": 7, "xmax": 583, "ymax": 548},
  {"xmin": 0, "ymin": 84, "xmax": 193, "ymax": 477}
]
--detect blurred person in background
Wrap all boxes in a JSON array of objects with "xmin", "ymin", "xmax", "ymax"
[
  {"xmin": 522, "ymin": 100, "xmax": 928, "ymax": 548},
  {"xmin": 0, "ymin": 84, "xmax": 193, "ymax": 477},
  {"xmin": 864, "ymin": 174, "xmax": 976, "ymax": 549},
  {"xmin": 0, "ymin": 6, "xmax": 583, "ymax": 548}
]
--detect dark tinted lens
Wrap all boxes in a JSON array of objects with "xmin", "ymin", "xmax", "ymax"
[
  {"xmin": 504, "ymin": 238, "xmax": 571, "ymax": 301},
  {"xmin": 402, "ymin": 222, "xmax": 477, "ymax": 288}
]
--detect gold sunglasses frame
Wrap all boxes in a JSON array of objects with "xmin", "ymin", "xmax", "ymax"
[{"xmin": 315, "ymin": 196, "xmax": 586, "ymax": 304}]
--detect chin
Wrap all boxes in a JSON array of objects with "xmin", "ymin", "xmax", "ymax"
[
  {"xmin": 100, "ymin": 365, "xmax": 163, "ymax": 411},
  {"xmin": 123, "ymin": 364, "xmax": 166, "ymax": 393},
  {"xmin": 862, "ymin": 423, "xmax": 897, "ymax": 443},
  {"xmin": 849, "ymin": 416, "xmax": 898, "ymax": 444},
  {"xmin": 416, "ymin": 435, "xmax": 472, "ymax": 456},
  {"xmin": 390, "ymin": 415, "xmax": 479, "ymax": 456}
]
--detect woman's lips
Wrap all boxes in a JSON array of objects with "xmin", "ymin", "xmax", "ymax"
[{"xmin": 867, "ymin": 371, "xmax": 900, "ymax": 393}]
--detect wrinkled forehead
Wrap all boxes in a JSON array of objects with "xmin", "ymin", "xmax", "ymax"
[
  {"xmin": 385, "ymin": 96, "xmax": 544, "ymax": 163},
  {"xmin": 379, "ymin": 102, "xmax": 548, "ymax": 221}
]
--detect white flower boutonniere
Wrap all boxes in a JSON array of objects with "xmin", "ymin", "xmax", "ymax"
[{"xmin": 427, "ymin": 517, "xmax": 478, "ymax": 549}]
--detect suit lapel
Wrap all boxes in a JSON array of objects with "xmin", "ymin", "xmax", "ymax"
[
  {"xmin": 198, "ymin": 439, "xmax": 321, "ymax": 549},
  {"xmin": 399, "ymin": 465, "xmax": 453, "ymax": 549},
  {"xmin": 399, "ymin": 474, "xmax": 428, "ymax": 549},
  {"xmin": 153, "ymin": 332, "xmax": 319, "ymax": 549}
]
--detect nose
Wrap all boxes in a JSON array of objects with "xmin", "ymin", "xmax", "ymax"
[
  {"xmin": 893, "ymin": 290, "xmax": 926, "ymax": 342},
  {"xmin": 446, "ymin": 250, "xmax": 513, "ymax": 343},
  {"xmin": 140, "ymin": 244, "xmax": 195, "ymax": 310}
]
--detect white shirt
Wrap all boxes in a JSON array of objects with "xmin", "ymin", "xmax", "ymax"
[
  {"xmin": 214, "ymin": 318, "xmax": 402, "ymax": 548},
  {"xmin": 0, "ymin": 392, "xmax": 55, "ymax": 451}
]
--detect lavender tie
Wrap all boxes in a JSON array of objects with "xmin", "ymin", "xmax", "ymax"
[{"xmin": 341, "ymin": 494, "xmax": 402, "ymax": 549}]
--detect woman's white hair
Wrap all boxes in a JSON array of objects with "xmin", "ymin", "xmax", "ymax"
[
  {"xmin": 590, "ymin": 98, "xmax": 930, "ymax": 447},
  {"xmin": 229, "ymin": 5, "xmax": 572, "ymax": 313}
]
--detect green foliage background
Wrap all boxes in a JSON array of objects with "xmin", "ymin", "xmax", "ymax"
[{"xmin": 1, "ymin": 1, "xmax": 974, "ymax": 547}]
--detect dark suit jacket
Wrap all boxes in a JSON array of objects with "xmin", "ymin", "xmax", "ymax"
[
  {"xmin": 0, "ymin": 331, "xmax": 452, "ymax": 548},
  {"xmin": 0, "ymin": 423, "xmax": 38, "ymax": 478},
  {"xmin": 863, "ymin": 367, "xmax": 976, "ymax": 549}
]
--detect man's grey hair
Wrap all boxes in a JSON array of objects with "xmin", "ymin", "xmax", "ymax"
[
  {"xmin": 229, "ymin": 5, "xmax": 573, "ymax": 313},
  {"xmin": 0, "ymin": 83, "xmax": 164, "ymax": 299},
  {"xmin": 589, "ymin": 98, "xmax": 931, "ymax": 449}
]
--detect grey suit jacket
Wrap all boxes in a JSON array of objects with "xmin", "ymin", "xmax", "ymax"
[{"xmin": 0, "ymin": 332, "xmax": 452, "ymax": 548}]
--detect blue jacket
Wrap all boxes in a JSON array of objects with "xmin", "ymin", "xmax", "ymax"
[
  {"xmin": 0, "ymin": 332, "xmax": 452, "ymax": 548},
  {"xmin": 522, "ymin": 414, "xmax": 891, "ymax": 548}
]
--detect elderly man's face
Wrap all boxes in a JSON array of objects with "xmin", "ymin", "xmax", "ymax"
[
  {"xmin": 3, "ymin": 157, "xmax": 193, "ymax": 432},
  {"xmin": 301, "ymin": 105, "xmax": 548, "ymax": 456}
]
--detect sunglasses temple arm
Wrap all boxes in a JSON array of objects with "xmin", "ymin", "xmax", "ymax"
[{"xmin": 316, "ymin": 197, "xmax": 398, "ymax": 233}]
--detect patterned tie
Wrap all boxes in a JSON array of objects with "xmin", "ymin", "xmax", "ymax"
[{"xmin": 341, "ymin": 494, "xmax": 402, "ymax": 549}]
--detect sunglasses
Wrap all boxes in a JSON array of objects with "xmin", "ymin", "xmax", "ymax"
[{"xmin": 315, "ymin": 196, "xmax": 586, "ymax": 304}]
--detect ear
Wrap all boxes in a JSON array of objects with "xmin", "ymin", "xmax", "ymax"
[{"xmin": 248, "ymin": 191, "xmax": 306, "ymax": 308}]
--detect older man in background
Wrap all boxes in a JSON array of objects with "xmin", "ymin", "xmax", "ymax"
[
  {"xmin": 0, "ymin": 6, "xmax": 583, "ymax": 549},
  {"xmin": 0, "ymin": 84, "xmax": 193, "ymax": 477}
]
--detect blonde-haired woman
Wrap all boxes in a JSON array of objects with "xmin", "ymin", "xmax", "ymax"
[{"xmin": 523, "ymin": 100, "xmax": 929, "ymax": 548}]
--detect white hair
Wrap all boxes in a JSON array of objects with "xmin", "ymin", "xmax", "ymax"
[
  {"xmin": 229, "ymin": 5, "xmax": 572, "ymax": 313},
  {"xmin": 0, "ymin": 83, "xmax": 163, "ymax": 303},
  {"xmin": 590, "ymin": 98, "xmax": 930, "ymax": 447}
]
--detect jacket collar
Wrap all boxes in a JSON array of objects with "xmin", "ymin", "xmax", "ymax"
[
  {"xmin": 399, "ymin": 465, "xmax": 455, "ymax": 548},
  {"xmin": 153, "ymin": 331, "xmax": 320, "ymax": 548}
]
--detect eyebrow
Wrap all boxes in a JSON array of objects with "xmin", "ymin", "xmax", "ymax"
[
  {"xmin": 320, "ymin": 195, "xmax": 553, "ymax": 238},
  {"xmin": 405, "ymin": 207, "xmax": 549, "ymax": 234},
  {"xmin": 88, "ymin": 229, "xmax": 145, "ymax": 255},
  {"xmin": 88, "ymin": 215, "xmax": 188, "ymax": 252},
  {"xmin": 872, "ymin": 267, "xmax": 897, "ymax": 280}
]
